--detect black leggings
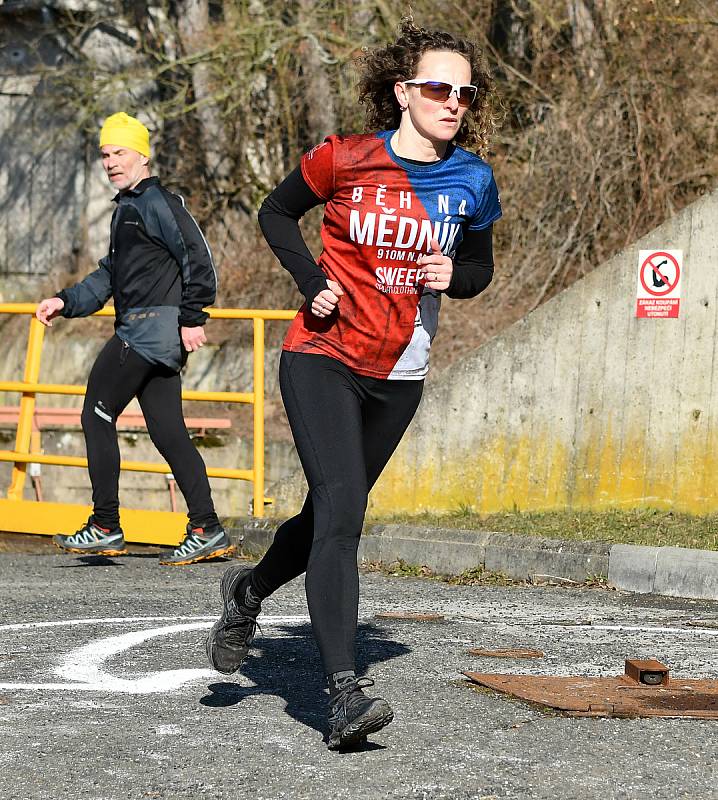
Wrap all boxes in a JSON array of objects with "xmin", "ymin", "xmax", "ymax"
[
  {"xmin": 251, "ymin": 351, "xmax": 423, "ymax": 675},
  {"xmin": 81, "ymin": 335, "xmax": 219, "ymax": 531}
]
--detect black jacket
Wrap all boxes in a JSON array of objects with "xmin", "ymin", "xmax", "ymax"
[{"xmin": 58, "ymin": 177, "xmax": 216, "ymax": 371}]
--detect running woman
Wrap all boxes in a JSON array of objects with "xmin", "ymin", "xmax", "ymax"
[
  {"xmin": 36, "ymin": 112, "xmax": 234, "ymax": 566},
  {"xmin": 206, "ymin": 20, "xmax": 501, "ymax": 748}
]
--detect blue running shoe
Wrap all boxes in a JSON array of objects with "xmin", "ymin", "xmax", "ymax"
[
  {"xmin": 159, "ymin": 523, "xmax": 235, "ymax": 566},
  {"xmin": 53, "ymin": 517, "xmax": 126, "ymax": 556}
]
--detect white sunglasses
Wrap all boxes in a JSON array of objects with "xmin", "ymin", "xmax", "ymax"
[{"xmin": 403, "ymin": 79, "xmax": 478, "ymax": 108}]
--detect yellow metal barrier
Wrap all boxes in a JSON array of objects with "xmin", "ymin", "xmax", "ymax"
[{"xmin": 0, "ymin": 304, "xmax": 295, "ymax": 545}]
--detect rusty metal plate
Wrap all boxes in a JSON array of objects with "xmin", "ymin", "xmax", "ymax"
[
  {"xmin": 463, "ymin": 672, "xmax": 718, "ymax": 718},
  {"xmin": 374, "ymin": 612, "xmax": 445, "ymax": 622},
  {"xmin": 468, "ymin": 648, "xmax": 544, "ymax": 659}
]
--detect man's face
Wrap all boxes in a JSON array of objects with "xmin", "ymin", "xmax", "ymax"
[{"xmin": 100, "ymin": 145, "xmax": 149, "ymax": 191}]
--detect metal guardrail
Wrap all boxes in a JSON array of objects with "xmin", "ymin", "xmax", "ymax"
[{"xmin": 0, "ymin": 304, "xmax": 295, "ymax": 544}]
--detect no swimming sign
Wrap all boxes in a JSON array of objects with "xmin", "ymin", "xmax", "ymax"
[{"xmin": 636, "ymin": 250, "xmax": 682, "ymax": 319}]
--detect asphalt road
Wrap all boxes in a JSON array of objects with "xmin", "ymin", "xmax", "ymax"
[{"xmin": 1, "ymin": 551, "xmax": 717, "ymax": 800}]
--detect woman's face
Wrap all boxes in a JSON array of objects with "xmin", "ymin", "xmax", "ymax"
[{"xmin": 396, "ymin": 50, "xmax": 473, "ymax": 144}]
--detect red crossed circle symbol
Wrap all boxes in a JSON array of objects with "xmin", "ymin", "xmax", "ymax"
[{"xmin": 640, "ymin": 251, "xmax": 680, "ymax": 297}]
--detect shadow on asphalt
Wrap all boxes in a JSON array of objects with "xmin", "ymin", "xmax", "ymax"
[
  {"xmin": 199, "ymin": 621, "xmax": 409, "ymax": 746},
  {"xmin": 53, "ymin": 553, "xmax": 237, "ymax": 567},
  {"xmin": 54, "ymin": 555, "xmax": 127, "ymax": 568}
]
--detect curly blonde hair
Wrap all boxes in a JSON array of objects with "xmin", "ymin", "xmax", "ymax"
[{"xmin": 356, "ymin": 18, "xmax": 499, "ymax": 157}]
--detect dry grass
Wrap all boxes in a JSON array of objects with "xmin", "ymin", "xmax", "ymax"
[{"xmin": 360, "ymin": 558, "xmax": 608, "ymax": 587}]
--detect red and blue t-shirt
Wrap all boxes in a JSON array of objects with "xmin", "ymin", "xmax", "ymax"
[{"xmin": 283, "ymin": 130, "xmax": 502, "ymax": 380}]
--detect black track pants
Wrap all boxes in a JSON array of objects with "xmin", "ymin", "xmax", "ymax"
[
  {"xmin": 251, "ymin": 351, "xmax": 423, "ymax": 674},
  {"xmin": 81, "ymin": 335, "xmax": 219, "ymax": 531}
]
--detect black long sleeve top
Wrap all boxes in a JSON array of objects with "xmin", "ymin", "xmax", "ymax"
[{"xmin": 258, "ymin": 167, "xmax": 494, "ymax": 306}]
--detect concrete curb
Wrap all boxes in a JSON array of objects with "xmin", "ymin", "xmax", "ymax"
[
  {"xmin": 608, "ymin": 543, "xmax": 718, "ymax": 601},
  {"xmin": 222, "ymin": 517, "xmax": 718, "ymax": 601}
]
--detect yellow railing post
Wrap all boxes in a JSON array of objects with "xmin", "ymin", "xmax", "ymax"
[
  {"xmin": 253, "ymin": 317, "xmax": 265, "ymax": 518},
  {"xmin": 7, "ymin": 316, "xmax": 45, "ymax": 500}
]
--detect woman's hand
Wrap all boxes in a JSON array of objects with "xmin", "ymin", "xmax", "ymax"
[
  {"xmin": 311, "ymin": 280, "xmax": 344, "ymax": 318},
  {"xmin": 418, "ymin": 238, "xmax": 453, "ymax": 291}
]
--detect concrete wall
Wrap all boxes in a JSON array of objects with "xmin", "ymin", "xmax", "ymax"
[
  {"xmin": 363, "ymin": 188, "xmax": 718, "ymax": 516},
  {"xmin": 2, "ymin": 172, "xmax": 715, "ymax": 521}
]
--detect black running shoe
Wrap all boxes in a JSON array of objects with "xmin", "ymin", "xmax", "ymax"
[
  {"xmin": 205, "ymin": 565, "xmax": 259, "ymax": 673},
  {"xmin": 327, "ymin": 678, "xmax": 394, "ymax": 750},
  {"xmin": 53, "ymin": 518, "xmax": 126, "ymax": 556},
  {"xmin": 159, "ymin": 523, "xmax": 235, "ymax": 566}
]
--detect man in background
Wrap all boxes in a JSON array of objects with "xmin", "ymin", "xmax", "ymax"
[{"xmin": 36, "ymin": 112, "xmax": 234, "ymax": 566}]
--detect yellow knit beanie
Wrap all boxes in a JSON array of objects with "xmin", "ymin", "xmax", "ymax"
[{"xmin": 99, "ymin": 112, "xmax": 151, "ymax": 157}]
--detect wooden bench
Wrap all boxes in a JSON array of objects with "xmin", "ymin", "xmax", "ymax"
[{"xmin": 0, "ymin": 406, "xmax": 232, "ymax": 436}]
